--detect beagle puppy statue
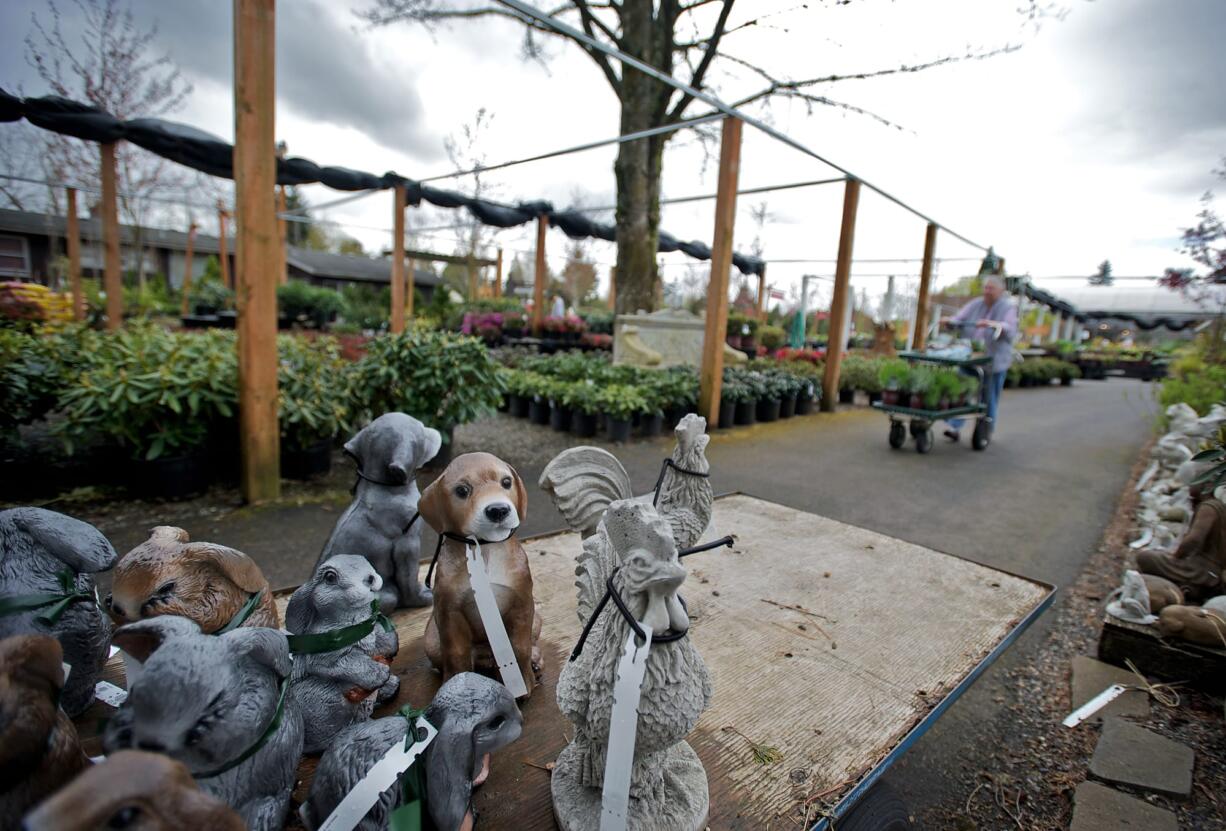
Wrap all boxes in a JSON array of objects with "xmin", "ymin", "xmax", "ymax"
[{"xmin": 419, "ymin": 453, "xmax": 542, "ymax": 697}]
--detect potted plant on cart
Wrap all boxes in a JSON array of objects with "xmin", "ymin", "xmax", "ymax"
[
  {"xmin": 278, "ymin": 335, "xmax": 350, "ymax": 479},
  {"xmin": 907, "ymin": 366, "xmax": 934, "ymax": 410},
  {"xmin": 879, "ymin": 360, "xmax": 909, "ymax": 406}
]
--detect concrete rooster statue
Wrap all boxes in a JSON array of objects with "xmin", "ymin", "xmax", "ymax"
[
  {"xmin": 540, "ymin": 413, "xmax": 713, "ymax": 550},
  {"xmin": 551, "ymin": 499, "xmax": 712, "ymax": 830}
]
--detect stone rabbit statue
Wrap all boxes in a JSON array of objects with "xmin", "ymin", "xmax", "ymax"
[
  {"xmin": 0, "ymin": 634, "xmax": 90, "ymax": 829},
  {"xmin": 286, "ymin": 555, "xmax": 401, "ymax": 754},
  {"xmin": 22, "ymin": 750, "xmax": 245, "ymax": 831},
  {"xmin": 102, "ymin": 616, "xmax": 304, "ymax": 831},
  {"xmin": 107, "ymin": 526, "xmax": 279, "ymax": 633},
  {"xmin": 0, "ymin": 507, "xmax": 118, "ymax": 716},
  {"xmin": 318, "ymin": 413, "xmax": 442, "ymax": 610},
  {"xmin": 302, "ymin": 672, "xmax": 523, "ymax": 831}
]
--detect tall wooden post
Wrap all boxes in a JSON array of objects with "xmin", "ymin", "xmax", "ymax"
[
  {"xmin": 180, "ymin": 222, "xmax": 198, "ymax": 316},
  {"xmin": 698, "ymin": 117, "xmax": 743, "ymax": 426},
  {"xmin": 912, "ymin": 222, "xmax": 938, "ymax": 351},
  {"xmin": 756, "ymin": 267, "xmax": 767, "ymax": 319},
  {"xmin": 65, "ymin": 187, "xmax": 84, "ymax": 321},
  {"xmin": 217, "ymin": 204, "xmax": 231, "ymax": 289},
  {"xmin": 532, "ymin": 214, "xmax": 547, "ymax": 336},
  {"xmin": 494, "ymin": 247, "xmax": 503, "ymax": 298},
  {"xmin": 99, "ymin": 143, "xmax": 122, "ymax": 330},
  {"xmin": 277, "ymin": 185, "xmax": 288, "ymax": 285},
  {"xmin": 390, "ymin": 184, "xmax": 406, "ymax": 334},
  {"xmin": 821, "ymin": 178, "xmax": 861, "ymax": 411},
  {"xmin": 234, "ymin": 0, "xmax": 280, "ymax": 503},
  {"xmin": 467, "ymin": 254, "xmax": 478, "ymax": 300},
  {"xmin": 608, "ymin": 267, "xmax": 616, "ymax": 311}
]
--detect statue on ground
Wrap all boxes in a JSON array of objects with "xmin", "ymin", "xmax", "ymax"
[{"xmin": 1137, "ymin": 485, "xmax": 1225, "ymax": 602}]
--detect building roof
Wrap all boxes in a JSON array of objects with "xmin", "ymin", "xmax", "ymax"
[
  {"xmin": 288, "ymin": 246, "xmax": 439, "ymax": 286},
  {"xmin": 1031, "ymin": 284, "xmax": 1222, "ymax": 318}
]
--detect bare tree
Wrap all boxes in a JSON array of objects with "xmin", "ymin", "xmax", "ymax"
[
  {"xmin": 358, "ymin": 0, "xmax": 1028, "ymax": 314},
  {"xmin": 443, "ymin": 107, "xmax": 500, "ymax": 265}
]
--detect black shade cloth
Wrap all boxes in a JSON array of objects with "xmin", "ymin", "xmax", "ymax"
[{"xmin": 0, "ymin": 89, "xmax": 765, "ymax": 275}]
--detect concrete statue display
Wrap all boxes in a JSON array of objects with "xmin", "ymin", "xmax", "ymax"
[
  {"xmin": 103, "ymin": 616, "xmax": 304, "ymax": 831},
  {"xmin": 302, "ymin": 672, "xmax": 523, "ymax": 831},
  {"xmin": 286, "ymin": 555, "xmax": 401, "ymax": 754},
  {"xmin": 552, "ymin": 500, "xmax": 713, "ymax": 831},
  {"xmin": 419, "ymin": 452, "xmax": 541, "ymax": 697},
  {"xmin": 22, "ymin": 750, "xmax": 246, "ymax": 831},
  {"xmin": 0, "ymin": 635, "xmax": 89, "ymax": 828},
  {"xmin": 541, "ymin": 413, "xmax": 714, "ymax": 550},
  {"xmin": 1105, "ymin": 570, "xmax": 1160, "ymax": 624},
  {"xmin": 0, "ymin": 507, "xmax": 118, "ymax": 715},
  {"xmin": 613, "ymin": 308, "xmax": 747, "ymax": 368},
  {"xmin": 319, "ymin": 412, "xmax": 442, "ymax": 610},
  {"xmin": 1137, "ymin": 488, "xmax": 1225, "ymax": 602},
  {"xmin": 107, "ymin": 526, "xmax": 280, "ymax": 633},
  {"xmin": 1157, "ymin": 596, "xmax": 1226, "ymax": 647}
]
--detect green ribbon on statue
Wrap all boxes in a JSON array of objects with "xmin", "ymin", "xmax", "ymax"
[
  {"xmin": 389, "ymin": 705, "xmax": 433, "ymax": 831},
  {"xmin": 195, "ymin": 673, "xmax": 291, "ymax": 779},
  {"xmin": 0, "ymin": 569, "xmax": 95, "ymax": 625},
  {"xmin": 213, "ymin": 588, "xmax": 265, "ymax": 635},
  {"xmin": 286, "ymin": 601, "xmax": 395, "ymax": 655}
]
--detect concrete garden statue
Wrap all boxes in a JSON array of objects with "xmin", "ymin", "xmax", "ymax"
[
  {"xmin": 301, "ymin": 672, "xmax": 523, "ymax": 831},
  {"xmin": 286, "ymin": 555, "xmax": 401, "ymax": 754},
  {"xmin": 1137, "ymin": 486, "xmax": 1225, "ymax": 602},
  {"xmin": 0, "ymin": 634, "xmax": 89, "ymax": 828},
  {"xmin": 102, "ymin": 616, "xmax": 304, "ymax": 831},
  {"xmin": 552, "ymin": 499, "xmax": 712, "ymax": 831},
  {"xmin": 318, "ymin": 412, "xmax": 442, "ymax": 610},
  {"xmin": 107, "ymin": 526, "xmax": 280, "ymax": 634},
  {"xmin": 0, "ymin": 507, "xmax": 118, "ymax": 715},
  {"xmin": 1157, "ymin": 597, "xmax": 1226, "ymax": 647}
]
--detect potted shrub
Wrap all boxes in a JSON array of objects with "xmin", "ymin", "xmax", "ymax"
[
  {"xmin": 278, "ymin": 282, "xmax": 344, "ymax": 329},
  {"xmin": 549, "ymin": 379, "xmax": 574, "ymax": 432},
  {"xmin": 503, "ymin": 369, "xmax": 533, "ymax": 418},
  {"xmin": 879, "ymin": 360, "xmax": 909, "ymax": 406},
  {"xmin": 725, "ymin": 312, "xmax": 746, "ymax": 349},
  {"xmin": 717, "ymin": 376, "xmax": 749, "ymax": 429},
  {"xmin": 278, "ymin": 335, "xmax": 351, "ymax": 479},
  {"xmin": 740, "ymin": 317, "xmax": 760, "ymax": 355},
  {"xmin": 599, "ymin": 385, "xmax": 646, "ymax": 442},
  {"xmin": 907, "ymin": 366, "xmax": 934, "ymax": 410},
  {"xmin": 188, "ymin": 279, "xmax": 234, "ymax": 319},
  {"xmin": 722, "ymin": 368, "xmax": 758, "ymax": 426},
  {"xmin": 569, "ymin": 382, "xmax": 601, "ymax": 437},
  {"xmin": 1059, "ymin": 360, "xmax": 1080, "ymax": 386},
  {"xmin": 758, "ymin": 325, "xmax": 786, "ymax": 356},
  {"xmin": 752, "ymin": 371, "xmax": 786, "ymax": 422},
  {"xmin": 796, "ymin": 379, "xmax": 819, "ymax": 414},
  {"xmin": 775, "ymin": 369, "xmax": 803, "ymax": 418}
]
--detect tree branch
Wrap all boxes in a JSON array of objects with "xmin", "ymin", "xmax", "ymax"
[
  {"xmin": 666, "ymin": 0, "xmax": 735, "ymax": 123},
  {"xmin": 573, "ymin": 0, "xmax": 622, "ymax": 92}
]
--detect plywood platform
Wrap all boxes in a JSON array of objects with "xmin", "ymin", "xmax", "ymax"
[{"xmin": 84, "ymin": 494, "xmax": 1052, "ymax": 829}]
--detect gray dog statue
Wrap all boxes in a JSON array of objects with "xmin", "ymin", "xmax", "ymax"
[
  {"xmin": 318, "ymin": 413, "xmax": 442, "ymax": 610},
  {"xmin": 301, "ymin": 672, "xmax": 523, "ymax": 831},
  {"xmin": 0, "ymin": 507, "xmax": 118, "ymax": 716},
  {"xmin": 286, "ymin": 555, "xmax": 401, "ymax": 754},
  {"xmin": 102, "ymin": 616, "xmax": 304, "ymax": 831}
]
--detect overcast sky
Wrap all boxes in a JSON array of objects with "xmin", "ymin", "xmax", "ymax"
[{"xmin": 2, "ymin": 0, "xmax": 1223, "ymax": 311}]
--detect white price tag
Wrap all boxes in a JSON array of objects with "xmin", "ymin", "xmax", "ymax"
[
  {"xmin": 94, "ymin": 680, "xmax": 128, "ymax": 707},
  {"xmin": 1063, "ymin": 684, "xmax": 1128, "ymax": 727},
  {"xmin": 466, "ymin": 542, "xmax": 528, "ymax": 698},
  {"xmin": 600, "ymin": 624, "xmax": 653, "ymax": 831},
  {"xmin": 314, "ymin": 716, "xmax": 438, "ymax": 831}
]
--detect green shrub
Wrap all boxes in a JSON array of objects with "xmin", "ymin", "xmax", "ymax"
[
  {"xmin": 277, "ymin": 335, "xmax": 353, "ymax": 450},
  {"xmin": 878, "ymin": 358, "xmax": 910, "ymax": 391},
  {"xmin": 278, "ymin": 281, "xmax": 344, "ymax": 327},
  {"xmin": 596, "ymin": 384, "xmax": 650, "ymax": 420},
  {"xmin": 340, "ymin": 284, "xmax": 391, "ymax": 331},
  {"xmin": 188, "ymin": 274, "xmax": 234, "ymax": 313},
  {"xmin": 1159, "ymin": 349, "xmax": 1226, "ymax": 415},
  {"xmin": 0, "ymin": 329, "xmax": 63, "ymax": 438},
  {"xmin": 758, "ymin": 325, "xmax": 786, "ymax": 352}
]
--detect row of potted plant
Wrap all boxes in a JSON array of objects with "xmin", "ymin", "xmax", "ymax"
[
  {"xmin": 1005, "ymin": 358, "xmax": 1080, "ymax": 387},
  {"xmin": 717, "ymin": 363, "xmax": 819, "ymax": 429},
  {"xmin": 878, "ymin": 363, "xmax": 980, "ymax": 411}
]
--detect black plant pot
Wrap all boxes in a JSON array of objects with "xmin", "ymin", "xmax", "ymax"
[
  {"xmin": 133, "ymin": 452, "xmax": 210, "ymax": 500},
  {"xmin": 571, "ymin": 410, "xmax": 598, "ymax": 438},
  {"xmin": 640, "ymin": 412, "xmax": 664, "ymax": 438},
  {"xmin": 838, "ymin": 388, "xmax": 855, "ymax": 404},
  {"xmin": 528, "ymin": 398, "xmax": 550, "ymax": 425},
  {"xmin": 281, "ymin": 438, "xmax": 333, "ymax": 480},
  {"xmin": 507, "ymin": 394, "xmax": 529, "ymax": 418},
  {"xmin": 757, "ymin": 397, "xmax": 782, "ymax": 423},
  {"xmin": 796, "ymin": 394, "xmax": 816, "ymax": 415},
  {"xmin": 780, "ymin": 394, "xmax": 797, "ymax": 419},
  {"xmin": 1061, "ymin": 377, "xmax": 1073, "ymax": 386},
  {"xmin": 606, "ymin": 417, "xmax": 632, "ymax": 443},
  {"xmin": 734, "ymin": 399, "xmax": 757, "ymax": 426},
  {"xmin": 718, "ymin": 399, "xmax": 736, "ymax": 429},
  {"xmin": 549, "ymin": 402, "xmax": 572, "ymax": 432},
  {"xmin": 215, "ymin": 310, "xmax": 238, "ymax": 329},
  {"xmin": 867, "ymin": 391, "xmax": 883, "ymax": 404}
]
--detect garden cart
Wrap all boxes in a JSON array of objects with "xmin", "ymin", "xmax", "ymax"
[{"xmin": 872, "ymin": 351, "xmax": 993, "ymax": 453}]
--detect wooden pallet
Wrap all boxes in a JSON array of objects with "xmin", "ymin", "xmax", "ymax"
[{"xmin": 1098, "ymin": 615, "xmax": 1226, "ymax": 693}]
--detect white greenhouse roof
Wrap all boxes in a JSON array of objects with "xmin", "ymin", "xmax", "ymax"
[{"xmin": 1029, "ymin": 283, "xmax": 1224, "ymax": 318}]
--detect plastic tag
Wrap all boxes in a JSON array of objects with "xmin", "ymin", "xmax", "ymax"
[
  {"xmin": 600, "ymin": 623, "xmax": 653, "ymax": 831},
  {"xmin": 466, "ymin": 542, "xmax": 528, "ymax": 698},
  {"xmin": 1063, "ymin": 684, "xmax": 1127, "ymax": 727},
  {"xmin": 314, "ymin": 716, "xmax": 438, "ymax": 831},
  {"xmin": 94, "ymin": 680, "xmax": 128, "ymax": 707}
]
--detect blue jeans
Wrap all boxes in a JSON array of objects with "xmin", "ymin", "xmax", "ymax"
[{"xmin": 948, "ymin": 370, "xmax": 1007, "ymax": 430}]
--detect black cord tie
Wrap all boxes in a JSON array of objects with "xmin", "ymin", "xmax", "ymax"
[
  {"xmin": 652, "ymin": 458, "xmax": 710, "ymax": 508},
  {"xmin": 678, "ymin": 535, "xmax": 734, "ymax": 558},
  {"xmin": 350, "ymin": 462, "xmax": 408, "ymax": 494},
  {"xmin": 423, "ymin": 528, "xmax": 517, "ymax": 589},
  {"xmin": 568, "ymin": 568, "xmax": 690, "ymax": 662}
]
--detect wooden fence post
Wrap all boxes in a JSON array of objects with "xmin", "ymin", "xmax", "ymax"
[
  {"xmin": 821, "ymin": 178, "xmax": 862, "ymax": 411},
  {"xmin": 65, "ymin": 187, "xmax": 83, "ymax": 321},
  {"xmin": 234, "ymin": 0, "xmax": 280, "ymax": 503},
  {"xmin": 494, "ymin": 247, "xmax": 503, "ymax": 298},
  {"xmin": 277, "ymin": 185, "xmax": 288, "ymax": 285},
  {"xmin": 698, "ymin": 117, "xmax": 743, "ymax": 426},
  {"xmin": 467, "ymin": 254, "xmax": 478, "ymax": 300},
  {"xmin": 180, "ymin": 222, "xmax": 198, "ymax": 316},
  {"xmin": 912, "ymin": 222, "xmax": 938, "ymax": 351},
  {"xmin": 217, "ymin": 203, "xmax": 231, "ymax": 289},
  {"xmin": 391, "ymin": 184, "xmax": 406, "ymax": 334},
  {"xmin": 532, "ymin": 214, "xmax": 547, "ymax": 336},
  {"xmin": 99, "ymin": 143, "xmax": 122, "ymax": 330}
]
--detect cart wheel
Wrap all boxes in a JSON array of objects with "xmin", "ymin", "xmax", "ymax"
[
  {"xmin": 972, "ymin": 418, "xmax": 991, "ymax": 451},
  {"xmin": 888, "ymin": 421, "xmax": 906, "ymax": 449},
  {"xmin": 835, "ymin": 781, "xmax": 913, "ymax": 831},
  {"xmin": 915, "ymin": 428, "xmax": 934, "ymax": 454}
]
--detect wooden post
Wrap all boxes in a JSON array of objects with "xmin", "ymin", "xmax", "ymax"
[
  {"xmin": 99, "ymin": 143, "xmax": 122, "ymax": 330},
  {"xmin": 532, "ymin": 214, "xmax": 547, "ymax": 336},
  {"xmin": 494, "ymin": 247, "xmax": 503, "ymax": 298},
  {"xmin": 390, "ymin": 184, "xmax": 406, "ymax": 334},
  {"xmin": 821, "ymin": 178, "xmax": 861, "ymax": 412},
  {"xmin": 217, "ymin": 204, "xmax": 231, "ymax": 289},
  {"xmin": 65, "ymin": 187, "xmax": 84, "ymax": 321},
  {"xmin": 406, "ymin": 256, "xmax": 415, "ymax": 319},
  {"xmin": 234, "ymin": 0, "xmax": 279, "ymax": 503},
  {"xmin": 912, "ymin": 222, "xmax": 938, "ymax": 351},
  {"xmin": 467, "ymin": 254, "xmax": 478, "ymax": 300},
  {"xmin": 698, "ymin": 117, "xmax": 743, "ymax": 426},
  {"xmin": 608, "ymin": 267, "xmax": 616, "ymax": 311},
  {"xmin": 277, "ymin": 185, "xmax": 288, "ymax": 285},
  {"xmin": 180, "ymin": 222, "xmax": 198, "ymax": 316},
  {"xmin": 756, "ymin": 267, "xmax": 767, "ymax": 319}
]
